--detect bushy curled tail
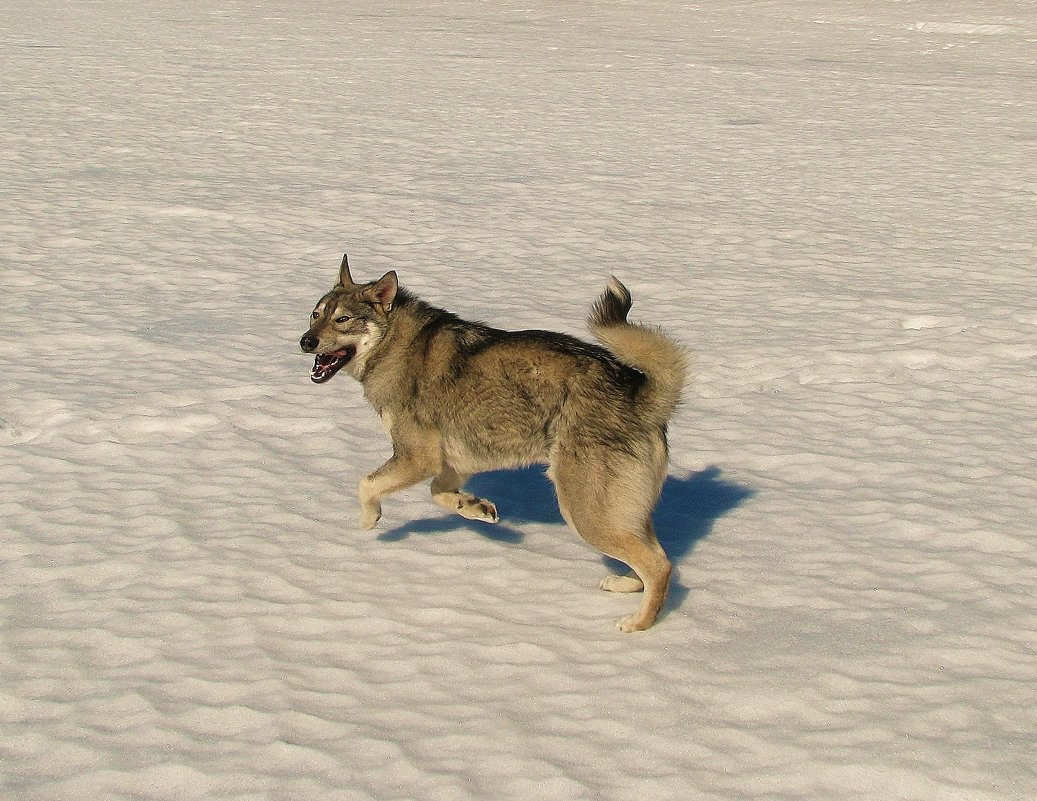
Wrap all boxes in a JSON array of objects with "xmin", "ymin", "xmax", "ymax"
[{"xmin": 589, "ymin": 277, "xmax": 689, "ymax": 424}]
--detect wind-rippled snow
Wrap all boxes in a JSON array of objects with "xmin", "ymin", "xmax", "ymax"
[{"xmin": 2, "ymin": 2, "xmax": 1035, "ymax": 799}]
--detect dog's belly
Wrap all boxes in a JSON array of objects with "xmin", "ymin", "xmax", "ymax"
[{"xmin": 441, "ymin": 434, "xmax": 548, "ymax": 475}]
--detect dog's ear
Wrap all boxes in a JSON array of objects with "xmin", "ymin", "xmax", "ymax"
[
  {"xmin": 362, "ymin": 271, "xmax": 398, "ymax": 312},
  {"xmin": 337, "ymin": 253, "xmax": 354, "ymax": 287}
]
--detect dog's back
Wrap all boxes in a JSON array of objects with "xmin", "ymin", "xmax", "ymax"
[{"xmin": 360, "ymin": 286, "xmax": 684, "ymax": 478}]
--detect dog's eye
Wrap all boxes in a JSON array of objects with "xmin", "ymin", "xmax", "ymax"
[
  {"xmin": 335, "ymin": 315, "xmax": 351, "ymax": 324},
  {"xmin": 310, "ymin": 310, "xmax": 319, "ymax": 320}
]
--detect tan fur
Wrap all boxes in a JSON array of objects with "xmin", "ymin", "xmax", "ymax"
[{"xmin": 300, "ymin": 255, "xmax": 689, "ymax": 631}]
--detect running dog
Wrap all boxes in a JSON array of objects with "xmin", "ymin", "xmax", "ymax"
[{"xmin": 300, "ymin": 255, "xmax": 688, "ymax": 631}]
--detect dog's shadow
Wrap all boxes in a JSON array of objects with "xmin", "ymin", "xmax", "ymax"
[
  {"xmin": 377, "ymin": 465, "xmax": 562, "ymax": 544},
  {"xmin": 648, "ymin": 465, "xmax": 754, "ymax": 612},
  {"xmin": 378, "ymin": 465, "xmax": 753, "ymax": 612}
]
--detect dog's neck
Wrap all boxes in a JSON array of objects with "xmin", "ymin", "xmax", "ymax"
[{"xmin": 353, "ymin": 290, "xmax": 449, "ymax": 400}]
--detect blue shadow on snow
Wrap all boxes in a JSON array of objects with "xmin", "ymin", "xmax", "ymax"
[{"xmin": 378, "ymin": 465, "xmax": 753, "ymax": 613}]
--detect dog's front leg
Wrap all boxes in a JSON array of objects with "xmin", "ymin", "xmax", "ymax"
[
  {"xmin": 431, "ymin": 464, "xmax": 499, "ymax": 523},
  {"xmin": 358, "ymin": 455, "xmax": 437, "ymax": 530}
]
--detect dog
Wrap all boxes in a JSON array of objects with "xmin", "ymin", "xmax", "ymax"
[{"xmin": 300, "ymin": 254, "xmax": 688, "ymax": 631}]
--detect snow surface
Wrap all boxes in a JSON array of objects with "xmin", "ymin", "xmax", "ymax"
[{"xmin": 2, "ymin": 1, "xmax": 1036, "ymax": 799}]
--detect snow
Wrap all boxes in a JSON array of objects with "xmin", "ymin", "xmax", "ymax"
[{"xmin": 2, "ymin": 1, "xmax": 1035, "ymax": 799}]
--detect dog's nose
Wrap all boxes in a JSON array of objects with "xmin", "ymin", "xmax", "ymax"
[{"xmin": 300, "ymin": 334, "xmax": 318, "ymax": 353}]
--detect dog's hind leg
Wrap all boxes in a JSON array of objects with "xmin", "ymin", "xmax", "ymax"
[
  {"xmin": 590, "ymin": 521, "xmax": 671, "ymax": 632},
  {"xmin": 599, "ymin": 571, "xmax": 645, "ymax": 593},
  {"xmin": 431, "ymin": 464, "xmax": 499, "ymax": 523},
  {"xmin": 550, "ymin": 452, "xmax": 671, "ymax": 632}
]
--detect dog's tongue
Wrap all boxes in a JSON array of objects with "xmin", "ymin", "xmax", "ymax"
[
  {"xmin": 310, "ymin": 349, "xmax": 353, "ymax": 383},
  {"xmin": 310, "ymin": 354, "xmax": 337, "ymax": 383}
]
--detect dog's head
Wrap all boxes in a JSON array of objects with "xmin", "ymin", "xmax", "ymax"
[{"xmin": 299, "ymin": 254, "xmax": 398, "ymax": 383}]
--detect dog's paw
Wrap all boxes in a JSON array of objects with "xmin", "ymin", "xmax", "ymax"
[
  {"xmin": 359, "ymin": 504, "xmax": 382, "ymax": 530},
  {"xmin": 474, "ymin": 499, "xmax": 499, "ymax": 524},
  {"xmin": 599, "ymin": 573, "xmax": 644, "ymax": 593},
  {"xmin": 458, "ymin": 497, "xmax": 499, "ymax": 524},
  {"xmin": 615, "ymin": 614, "xmax": 652, "ymax": 633}
]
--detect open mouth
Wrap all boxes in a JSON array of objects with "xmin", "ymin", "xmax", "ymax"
[{"xmin": 310, "ymin": 346, "xmax": 356, "ymax": 383}]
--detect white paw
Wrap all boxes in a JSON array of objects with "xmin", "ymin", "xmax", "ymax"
[
  {"xmin": 472, "ymin": 500, "xmax": 499, "ymax": 523},
  {"xmin": 615, "ymin": 614, "xmax": 650, "ymax": 633},
  {"xmin": 599, "ymin": 574, "xmax": 644, "ymax": 593},
  {"xmin": 359, "ymin": 504, "xmax": 381, "ymax": 530},
  {"xmin": 458, "ymin": 498, "xmax": 499, "ymax": 523}
]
